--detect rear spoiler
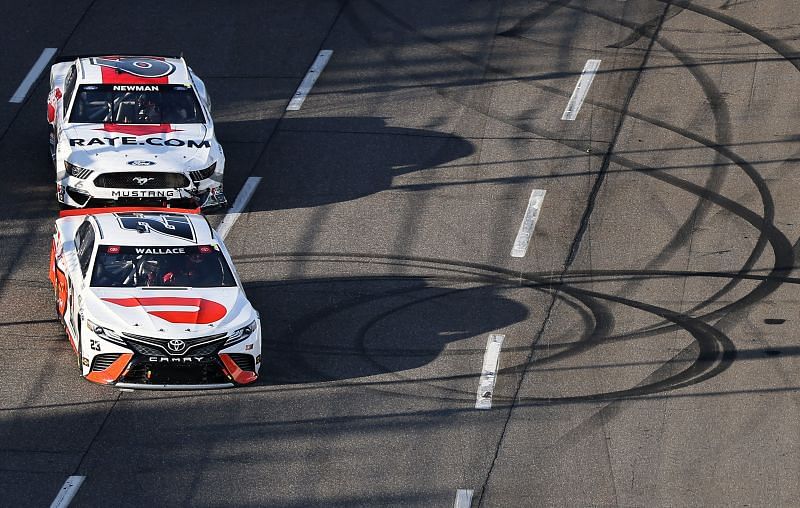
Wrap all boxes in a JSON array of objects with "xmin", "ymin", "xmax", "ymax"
[
  {"xmin": 54, "ymin": 54, "xmax": 184, "ymax": 64},
  {"xmin": 58, "ymin": 206, "xmax": 200, "ymax": 218}
]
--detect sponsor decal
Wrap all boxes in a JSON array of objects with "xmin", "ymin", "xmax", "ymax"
[
  {"xmin": 134, "ymin": 247, "xmax": 186, "ymax": 255},
  {"xmin": 105, "ymin": 245, "xmax": 213, "ymax": 255},
  {"xmin": 82, "ymin": 357, "xmax": 90, "ymax": 366},
  {"xmin": 115, "ymin": 212, "xmax": 196, "ymax": 241},
  {"xmin": 128, "ymin": 160, "xmax": 156, "ymax": 166},
  {"xmin": 92, "ymin": 57, "xmax": 176, "ymax": 79},
  {"xmin": 102, "ymin": 297, "xmax": 227, "ymax": 324},
  {"xmin": 112, "ymin": 84, "xmax": 160, "ymax": 92},
  {"xmin": 111, "ymin": 190, "xmax": 177, "ymax": 198},
  {"xmin": 68, "ymin": 137, "xmax": 208, "ymax": 148},
  {"xmin": 148, "ymin": 356, "xmax": 207, "ymax": 363}
]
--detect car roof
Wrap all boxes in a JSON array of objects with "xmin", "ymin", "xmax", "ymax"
[
  {"xmin": 75, "ymin": 55, "xmax": 193, "ymax": 86},
  {"xmin": 82, "ymin": 210, "xmax": 215, "ymax": 247}
]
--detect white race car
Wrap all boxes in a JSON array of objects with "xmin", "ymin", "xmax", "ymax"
[
  {"xmin": 49, "ymin": 207, "xmax": 261, "ymax": 389},
  {"xmin": 47, "ymin": 55, "xmax": 227, "ymax": 210}
]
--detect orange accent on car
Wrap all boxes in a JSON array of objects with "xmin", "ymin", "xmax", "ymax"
[
  {"xmin": 54, "ymin": 269, "xmax": 68, "ymax": 320},
  {"xmin": 49, "ymin": 239, "xmax": 57, "ymax": 287},
  {"xmin": 86, "ymin": 353, "xmax": 133, "ymax": 384},
  {"xmin": 58, "ymin": 206, "xmax": 200, "ymax": 218},
  {"xmin": 219, "ymin": 354, "xmax": 258, "ymax": 385}
]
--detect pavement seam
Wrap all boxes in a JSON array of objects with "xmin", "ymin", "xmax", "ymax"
[{"xmin": 474, "ymin": 2, "xmax": 674, "ymax": 506}]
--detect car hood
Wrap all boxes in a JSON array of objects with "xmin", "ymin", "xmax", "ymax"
[
  {"xmin": 84, "ymin": 286, "xmax": 254, "ymax": 337},
  {"xmin": 62, "ymin": 123, "xmax": 213, "ymax": 171}
]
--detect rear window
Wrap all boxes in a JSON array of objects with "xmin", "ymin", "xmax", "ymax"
[
  {"xmin": 91, "ymin": 245, "xmax": 235, "ymax": 288},
  {"xmin": 69, "ymin": 84, "xmax": 205, "ymax": 124}
]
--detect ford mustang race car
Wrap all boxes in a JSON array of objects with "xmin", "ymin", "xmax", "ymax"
[
  {"xmin": 47, "ymin": 55, "xmax": 227, "ymax": 210},
  {"xmin": 49, "ymin": 207, "xmax": 260, "ymax": 389}
]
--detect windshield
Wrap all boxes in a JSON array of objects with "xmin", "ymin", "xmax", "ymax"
[
  {"xmin": 91, "ymin": 245, "xmax": 236, "ymax": 288},
  {"xmin": 69, "ymin": 84, "xmax": 205, "ymax": 124}
]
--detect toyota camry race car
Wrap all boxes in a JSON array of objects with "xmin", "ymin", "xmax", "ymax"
[
  {"xmin": 47, "ymin": 55, "xmax": 227, "ymax": 210},
  {"xmin": 49, "ymin": 207, "xmax": 261, "ymax": 389}
]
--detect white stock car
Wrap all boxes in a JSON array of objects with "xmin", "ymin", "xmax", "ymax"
[
  {"xmin": 47, "ymin": 55, "xmax": 227, "ymax": 210},
  {"xmin": 49, "ymin": 207, "xmax": 261, "ymax": 389}
]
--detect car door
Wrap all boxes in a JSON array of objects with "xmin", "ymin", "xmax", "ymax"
[
  {"xmin": 49, "ymin": 64, "xmax": 76, "ymax": 164},
  {"xmin": 73, "ymin": 220, "xmax": 95, "ymax": 369}
]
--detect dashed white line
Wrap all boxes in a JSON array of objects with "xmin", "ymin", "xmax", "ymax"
[
  {"xmin": 453, "ymin": 489, "xmax": 474, "ymax": 508},
  {"xmin": 510, "ymin": 189, "xmax": 546, "ymax": 258},
  {"xmin": 216, "ymin": 176, "xmax": 262, "ymax": 240},
  {"xmin": 50, "ymin": 475, "xmax": 85, "ymax": 508},
  {"xmin": 475, "ymin": 333, "xmax": 505, "ymax": 410},
  {"xmin": 561, "ymin": 58, "xmax": 601, "ymax": 120},
  {"xmin": 286, "ymin": 49, "xmax": 333, "ymax": 111},
  {"xmin": 10, "ymin": 47, "xmax": 57, "ymax": 103}
]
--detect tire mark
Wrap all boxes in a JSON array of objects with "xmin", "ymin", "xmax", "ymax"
[
  {"xmin": 651, "ymin": 0, "xmax": 800, "ymax": 72},
  {"xmin": 353, "ymin": 0, "xmax": 777, "ymax": 322},
  {"xmin": 606, "ymin": 5, "xmax": 685, "ymax": 49}
]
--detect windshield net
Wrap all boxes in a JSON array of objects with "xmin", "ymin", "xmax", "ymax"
[
  {"xmin": 91, "ymin": 245, "xmax": 236, "ymax": 288},
  {"xmin": 69, "ymin": 84, "xmax": 205, "ymax": 124}
]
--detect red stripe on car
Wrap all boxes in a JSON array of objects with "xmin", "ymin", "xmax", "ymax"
[
  {"xmin": 102, "ymin": 297, "xmax": 227, "ymax": 324},
  {"xmin": 96, "ymin": 123, "xmax": 180, "ymax": 135},
  {"xmin": 100, "ymin": 66, "xmax": 169, "ymax": 85}
]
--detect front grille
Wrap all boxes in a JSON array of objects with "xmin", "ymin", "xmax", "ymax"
[
  {"xmin": 126, "ymin": 342, "xmax": 164, "ymax": 356},
  {"xmin": 121, "ymin": 356, "xmax": 229, "ymax": 385},
  {"xmin": 91, "ymin": 353, "xmax": 121, "ymax": 371},
  {"xmin": 227, "ymin": 353, "xmax": 255, "ymax": 372},
  {"xmin": 94, "ymin": 172, "xmax": 190, "ymax": 189},
  {"xmin": 123, "ymin": 332, "xmax": 227, "ymax": 357}
]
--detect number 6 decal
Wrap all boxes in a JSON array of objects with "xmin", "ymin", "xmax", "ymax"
[{"xmin": 91, "ymin": 57, "xmax": 176, "ymax": 78}]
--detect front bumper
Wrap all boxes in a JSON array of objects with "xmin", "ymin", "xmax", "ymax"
[
  {"xmin": 116, "ymin": 382, "xmax": 234, "ymax": 390},
  {"xmin": 85, "ymin": 351, "xmax": 259, "ymax": 389},
  {"xmin": 57, "ymin": 177, "xmax": 227, "ymax": 210}
]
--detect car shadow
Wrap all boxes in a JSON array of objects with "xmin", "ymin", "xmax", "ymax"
[
  {"xmin": 216, "ymin": 116, "xmax": 475, "ymax": 211},
  {"xmin": 243, "ymin": 274, "xmax": 527, "ymax": 384}
]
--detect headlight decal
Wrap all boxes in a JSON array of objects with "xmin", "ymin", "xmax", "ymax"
[
  {"xmin": 65, "ymin": 161, "xmax": 94, "ymax": 179},
  {"xmin": 224, "ymin": 319, "xmax": 257, "ymax": 347},
  {"xmin": 86, "ymin": 319, "xmax": 126, "ymax": 346}
]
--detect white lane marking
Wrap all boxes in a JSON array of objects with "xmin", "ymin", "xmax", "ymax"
[
  {"xmin": 561, "ymin": 59, "xmax": 601, "ymax": 120},
  {"xmin": 50, "ymin": 476, "xmax": 85, "ymax": 508},
  {"xmin": 286, "ymin": 50, "xmax": 333, "ymax": 111},
  {"xmin": 510, "ymin": 189, "xmax": 546, "ymax": 258},
  {"xmin": 475, "ymin": 334, "xmax": 505, "ymax": 410},
  {"xmin": 453, "ymin": 489, "xmax": 474, "ymax": 508},
  {"xmin": 10, "ymin": 47, "xmax": 57, "ymax": 103},
  {"xmin": 216, "ymin": 176, "xmax": 262, "ymax": 240}
]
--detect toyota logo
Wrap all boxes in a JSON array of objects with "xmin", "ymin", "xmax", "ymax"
[{"xmin": 167, "ymin": 339, "xmax": 186, "ymax": 353}]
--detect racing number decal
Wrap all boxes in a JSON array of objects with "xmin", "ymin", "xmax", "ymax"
[
  {"xmin": 115, "ymin": 213, "xmax": 196, "ymax": 242},
  {"xmin": 91, "ymin": 57, "xmax": 176, "ymax": 78},
  {"xmin": 90, "ymin": 339, "xmax": 101, "ymax": 352},
  {"xmin": 102, "ymin": 297, "xmax": 227, "ymax": 324}
]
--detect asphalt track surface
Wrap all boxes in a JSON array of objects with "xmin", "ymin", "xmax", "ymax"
[{"xmin": 1, "ymin": 1, "xmax": 799, "ymax": 506}]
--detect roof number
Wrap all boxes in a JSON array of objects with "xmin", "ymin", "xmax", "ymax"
[{"xmin": 115, "ymin": 212, "xmax": 196, "ymax": 242}]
